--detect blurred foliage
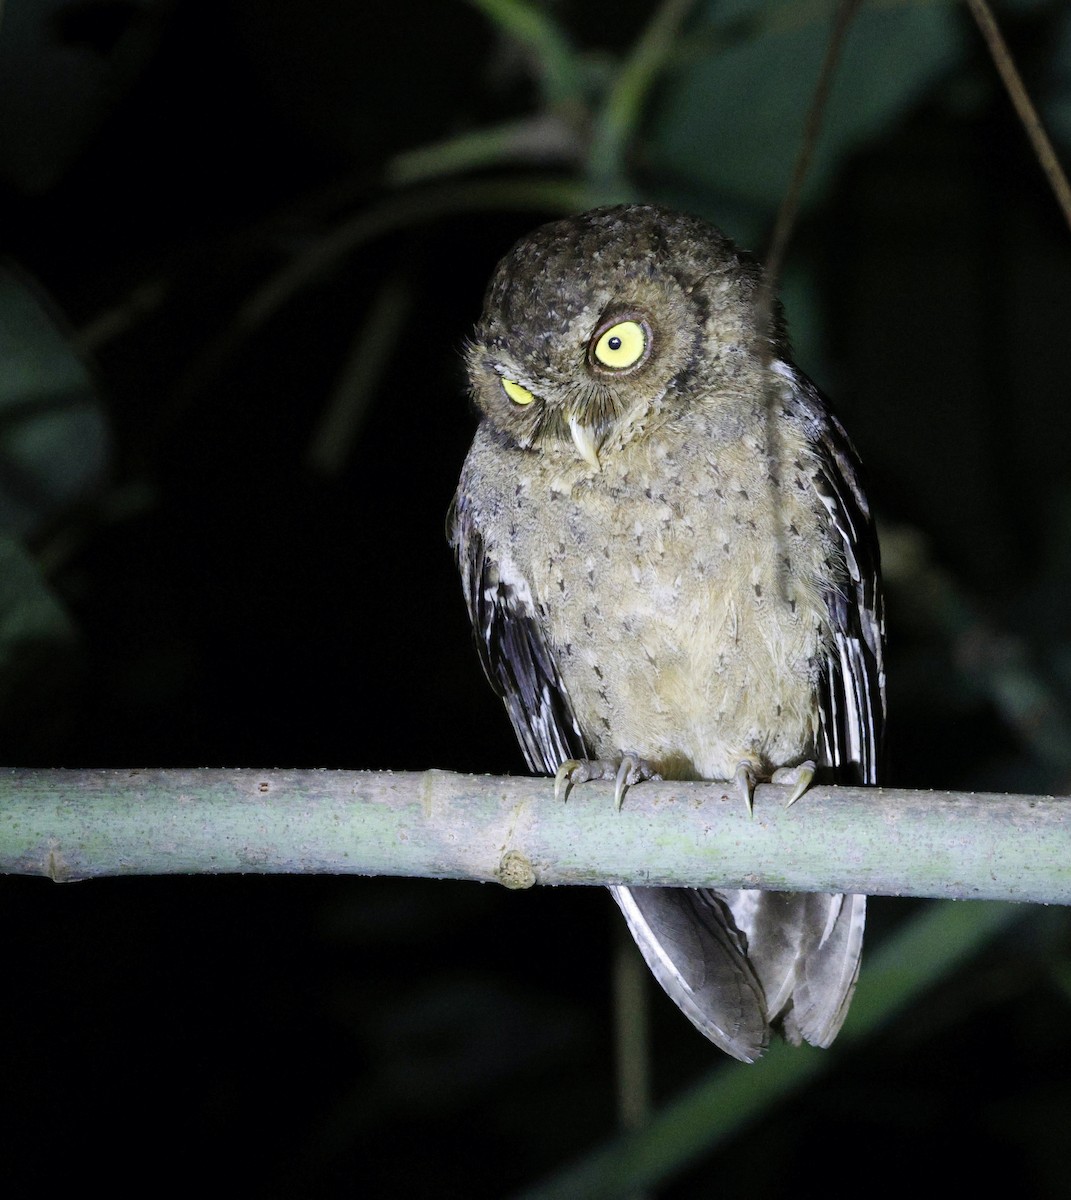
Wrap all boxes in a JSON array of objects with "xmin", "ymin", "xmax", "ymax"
[
  {"xmin": 649, "ymin": 0, "xmax": 961, "ymax": 236},
  {"xmin": 1, "ymin": 0, "xmax": 1071, "ymax": 1195},
  {"xmin": 0, "ymin": 266, "xmax": 110, "ymax": 537}
]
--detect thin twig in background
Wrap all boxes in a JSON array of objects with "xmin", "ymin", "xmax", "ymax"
[
  {"xmin": 613, "ymin": 924, "xmax": 651, "ymax": 1136},
  {"xmin": 762, "ymin": 0, "xmax": 862, "ymax": 291},
  {"xmin": 966, "ymin": 0, "xmax": 1071, "ymax": 234}
]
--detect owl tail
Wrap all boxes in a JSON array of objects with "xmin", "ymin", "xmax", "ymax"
[
  {"xmin": 610, "ymin": 885, "xmax": 768, "ymax": 1061},
  {"xmin": 611, "ymin": 885, "xmax": 865, "ymax": 1061}
]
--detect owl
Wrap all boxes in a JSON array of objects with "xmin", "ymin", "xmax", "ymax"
[{"xmin": 449, "ymin": 204, "xmax": 885, "ymax": 1061}]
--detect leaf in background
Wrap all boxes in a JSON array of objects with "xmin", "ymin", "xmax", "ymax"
[
  {"xmin": 648, "ymin": 0, "xmax": 963, "ymax": 215},
  {"xmin": 0, "ymin": 266, "xmax": 111, "ymax": 539},
  {"xmin": 0, "ymin": 0, "xmax": 172, "ymax": 193}
]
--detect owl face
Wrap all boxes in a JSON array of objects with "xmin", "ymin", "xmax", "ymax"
[{"xmin": 466, "ymin": 205, "xmax": 773, "ymax": 469}]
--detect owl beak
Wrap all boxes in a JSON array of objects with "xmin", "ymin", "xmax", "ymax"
[{"xmin": 568, "ymin": 415, "xmax": 601, "ymax": 471}]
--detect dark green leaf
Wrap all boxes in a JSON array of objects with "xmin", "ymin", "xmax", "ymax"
[{"xmin": 649, "ymin": 1, "xmax": 963, "ymax": 211}]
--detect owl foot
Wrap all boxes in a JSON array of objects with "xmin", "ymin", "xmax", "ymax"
[
  {"xmin": 771, "ymin": 760, "xmax": 817, "ymax": 808},
  {"xmin": 554, "ymin": 755, "xmax": 661, "ymax": 809},
  {"xmin": 734, "ymin": 758, "xmax": 816, "ymax": 813}
]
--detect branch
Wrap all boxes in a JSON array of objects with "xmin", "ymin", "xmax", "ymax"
[
  {"xmin": 966, "ymin": 0, "xmax": 1071, "ymax": 234},
  {"xmin": 1, "ymin": 768, "xmax": 1068, "ymax": 902}
]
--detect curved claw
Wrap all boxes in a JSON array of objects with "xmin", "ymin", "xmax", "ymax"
[
  {"xmin": 734, "ymin": 761, "xmax": 758, "ymax": 816},
  {"xmin": 773, "ymin": 760, "xmax": 817, "ymax": 808},
  {"xmin": 614, "ymin": 757, "xmax": 635, "ymax": 811},
  {"xmin": 554, "ymin": 759, "xmax": 582, "ymax": 804}
]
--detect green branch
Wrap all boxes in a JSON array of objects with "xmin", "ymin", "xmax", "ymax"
[{"xmin": 2, "ymin": 768, "xmax": 1069, "ymax": 903}]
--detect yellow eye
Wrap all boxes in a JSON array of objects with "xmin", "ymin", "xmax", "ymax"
[
  {"xmin": 593, "ymin": 319, "xmax": 647, "ymax": 370},
  {"xmin": 502, "ymin": 378, "xmax": 535, "ymax": 406}
]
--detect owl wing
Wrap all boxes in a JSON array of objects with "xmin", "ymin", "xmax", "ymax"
[
  {"xmin": 721, "ymin": 363, "xmax": 886, "ymax": 1049},
  {"xmin": 448, "ymin": 488, "xmax": 587, "ymax": 772},
  {"xmin": 449, "ymin": 486, "xmax": 771, "ymax": 1062},
  {"xmin": 811, "ymin": 417, "xmax": 886, "ymax": 788}
]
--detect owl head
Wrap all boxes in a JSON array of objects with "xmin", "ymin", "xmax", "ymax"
[{"xmin": 465, "ymin": 204, "xmax": 784, "ymax": 469}]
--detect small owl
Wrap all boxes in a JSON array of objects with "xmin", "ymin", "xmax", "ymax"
[{"xmin": 449, "ymin": 204, "xmax": 885, "ymax": 1061}]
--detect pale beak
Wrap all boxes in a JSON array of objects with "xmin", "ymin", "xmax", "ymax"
[{"xmin": 568, "ymin": 414, "xmax": 601, "ymax": 471}]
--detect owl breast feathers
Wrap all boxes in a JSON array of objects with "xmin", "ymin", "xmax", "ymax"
[{"xmin": 450, "ymin": 204, "xmax": 885, "ymax": 1061}]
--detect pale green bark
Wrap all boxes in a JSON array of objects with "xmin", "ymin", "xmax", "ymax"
[{"xmin": 1, "ymin": 767, "xmax": 1067, "ymax": 902}]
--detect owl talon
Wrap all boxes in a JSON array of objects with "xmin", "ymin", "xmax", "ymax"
[
  {"xmin": 772, "ymin": 760, "xmax": 817, "ymax": 808},
  {"xmin": 614, "ymin": 756, "xmax": 644, "ymax": 810},
  {"xmin": 734, "ymin": 761, "xmax": 759, "ymax": 815},
  {"xmin": 553, "ymin": 755, "xmax": 661, "ymax": 808},
  {"xmin": 554, "ymin": 759, "xmax": 583, "ymax": 804}
]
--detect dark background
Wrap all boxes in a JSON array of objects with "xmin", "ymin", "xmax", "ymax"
[{"xmin": 3, "ymin": 0, "xmax": 1071, "ymax": 1193}]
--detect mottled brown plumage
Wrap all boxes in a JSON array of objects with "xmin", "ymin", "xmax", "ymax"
[{"xmin": 449, "ymin": 204, "xmax": 885, "ymax": 1061}]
